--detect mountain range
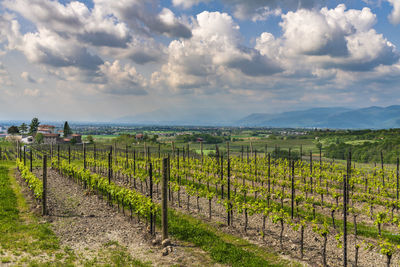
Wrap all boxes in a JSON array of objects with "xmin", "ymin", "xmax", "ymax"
[
  {"xmin": 115, "ymin": 105, "xmax": 400, "ymax": 129},
  {"xmin": 237, "ymin": 105, "xmax": 400, "ymax": 129}
]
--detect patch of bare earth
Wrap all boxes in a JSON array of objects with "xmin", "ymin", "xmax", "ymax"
[{"xmin": 34, "ymin": 168, "xmax": 223, "ymax": 266}]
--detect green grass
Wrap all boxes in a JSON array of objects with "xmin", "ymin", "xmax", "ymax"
[
  {"xmin": 166, "ymin": 209, "xmax": 298, "ymax": 267},
  {"xmin": 0, "ymin": 160, "xmax": 152, "ymax": 266},
  {"xmin": 344, "ymin": 140, "xmax": 377, "ymax": 145},
  {"xmin": 0, "ymin": 161, "xmax": 59, "ymax": 254}
]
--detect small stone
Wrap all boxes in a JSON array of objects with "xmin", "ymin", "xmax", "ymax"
[
  {"xmin": 152, "ymin": 239, "xmax": 159, "ymax": 246},
  {"xmin": 167, "ymin": 246, "xmax": 173, "ymax": 253},
  {"xmin": 291, "ymin": 244, "xmax": 296, "ymax": 250},
  {"xmin": 162, "ymin": 247, "xmax": 169, "ymax": 256},
  {"xmin": 162, "ymin": 239, "xmax": 171, "ymax": 247}
]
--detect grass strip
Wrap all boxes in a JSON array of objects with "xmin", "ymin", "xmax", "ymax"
[
  {"xmin": 167, "ymin": 209, "xmax": 299, "ymax": 267},
  {"xmin": 0, "ymin": 161, "xmax": 59, "ymax": 254}
]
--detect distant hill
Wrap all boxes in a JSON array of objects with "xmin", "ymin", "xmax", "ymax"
[{"xmin": 237, "ymin": 106, "xmax": 400, "ymax": 129}]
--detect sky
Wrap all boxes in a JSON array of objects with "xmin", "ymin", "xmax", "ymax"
[{"xmin": 0, "ymin": 0, "xmax": 400, "ymax": 123}]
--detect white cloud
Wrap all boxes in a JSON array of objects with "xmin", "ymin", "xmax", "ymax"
[
  {"xmin": 255, "ymin": 4, "xmax": 399, "ymax": 74},
  {"xmin": 152, "ymin": 11, "xmax": 282, "ymax": 91},
  {"xmin": 98, "ymin": 38, "xmax": 166, "ymax": 65},
  {"xmin": 3, "ymin": 0, "xmax": 132, "ymax": 48},
  {"xmin": 172, "ymin": 0, "xmax": 211, "ymax": 9},
  {"xmin": 93, "ymin": 0, "xmax": 192, "ymax": 38},
  {"xmin": 387, "ymin": 0, "xmax": 400, "ymax": 25},
  {"xmin": 0, "ymin": 62, "xmax": 13, "ymax": 86},
  {"xmin": 92, "ymin": 60, "xmax": 148, "ymax": 95},
  {"xmin": 172, "ymin": 0, "xmax": 325, "ymax": 20},
  {"xmin": 23, "ymin": 88, "xmax": 40, "ymax": 97},
  {"xmin": 21, "ymin": 71, "xmax": 37, "ymax": 83}
]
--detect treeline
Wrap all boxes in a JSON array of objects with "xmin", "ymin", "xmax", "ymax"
[
  {"xmin": 176, "ymin": 133, "xmax": 229, "ymax": 144},
  {"xmin": 324, "ymin": 138, "xmax": 400, "ymax": 163}
]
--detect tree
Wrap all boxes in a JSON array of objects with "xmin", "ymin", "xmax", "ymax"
[
  {"xmin": 19, "ymin": 123, "xmax": 28, "ymax": 134},
  {"xmin": 63, "ymin": 121, "xmax": 72, "ymax": 137},
  {"xmin": 7, "ymin": 126, "xmax": 20, "ymax": 135},
  {"xmin": 29, "ymin": 118, "xmax": 40, "ymax": 135},
  {"xmin": 86, "ymin": 135, "xmax": 94, "ymax": 144},
  {"xmin": 70, "ymin": 138, "xmax": 77, "ymax": 145},
  {"xmin": 35, "ymin": 133, "xmax": 44, "ymax": 144}
]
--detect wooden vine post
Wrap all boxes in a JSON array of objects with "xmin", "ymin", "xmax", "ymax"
[
  {"xmin": 42, "ymin": 155, "xmax": 47, "ymax": 216},
  {"xmin": 68, "ymin": 145, "xmax": 71, "ymax": 164},
  {"xmin": 149, "ymin": 162, "xmax": 154, "ymax": 236},
  {"xmin": 227, "ymin": 157, "xmax": 232, "ymax": 226},
  {"xmin": 83, "ymin": 143, "xmax": 86, "ymax": 169},
  {"xmin": 397, "ymin": 157, "xmax": 399, "ymax": 210},
  {"xmin": 107, "ymin": 148, "xmax": 112, "ymax": 204},
  {"xmin": 57, "ymin": 144, "xmax": 60, "ymax": 172},
  {"xmin": 310, "ymin": 151, "xmax": 313, "ymax": 194},
  {"xmin": 291, "ymin": 160, "xmax": 295, "ymax": 219},
  {"xmin": 300, "ymin": 144, "xmax": 302, "ymax": 162},
  {"xmin": 343, "ymin": 151, "xmax": 351, "ymax": 267},
  {"xmin": 319, "ymin": 146, "xmax": 322, "ymax": 184},
  {"xmin": 23, "ymin": 146, "xmax": 26, "ymax": 166},
  {"xmin": 381, "ymin": 151, "xmax": 385, "ymax": 186},
  {"xmin": 30, "ymin": 148, "xmax": 33, "ymax": 172},
  {"xmin": 268, "ymin": 153, "xmax": 271, "ymax": 195},
  {"xmin": 201, "ymin": 141, "xmax": 204, "ymax": 163},
  {"xmin": 93, "ymin": 144, "xmax": 96, "ymax": 169},
  {"xmin": 50, "ymin": 143, "xmax": 53, "ymax": 167},
  {"xmin": 0, "ymin": 147, "xmax": 2, "ymax": 160},
  {"xmin": 220, "ymin": 155, "xmax": 224, "ymax": 199},
  {"xmin": 108, "ymin": 149, "xmax": 112, "ymax": 184},
  {"xmin": 343, "ymin": 173, "xmax": 347, "ymax": 267},
  {"xmin": 162, "ymin": 158, "xmax": 169, "ymax": 241},
  {"xmin": 125, "ymin": 145, "xmax": 128, "ymax": 169}
]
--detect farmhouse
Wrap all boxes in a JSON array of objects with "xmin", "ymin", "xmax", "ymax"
[
  {"xmin": 43, "ymin": 133, "xmax": 59, "ymax": 144},
  {"xmin": 38, "ymin": 125, "xmax": 56, "ymax": 134}
]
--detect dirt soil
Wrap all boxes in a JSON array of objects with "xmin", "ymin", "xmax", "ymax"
[{"xmin": 27, "ymin": 168, "xmax": 222, "ymax": 267}]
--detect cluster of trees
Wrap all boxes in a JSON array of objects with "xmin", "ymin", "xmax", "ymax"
[
  {"xmin": 114, "ymin": 133, "xmax": 158, "ymax": 145},
  {"xmin": 7, "ymin": 118, "xmax": 40, "ymax": 135},
  {"xmin": 324, "ymin": 137, "xmax": 400, "ymax": 163},
  {"xmin": 7, "ymin": 118, "xmax": 74, "ymax": 144},
  {"xmin": 176, "ymin": 133, "xmax": 229, "ymax": 144}
]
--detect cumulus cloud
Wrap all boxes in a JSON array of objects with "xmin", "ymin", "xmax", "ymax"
[
  {"xmin": 23, "ymin": 88, "xmax": 40, "ymax": 97},
  {"xmin": 172, "ymin": 0, "xmax": 324, "ymax": 20},
  {"xmin": 92, "ymin": 60, "xmax": 148, "ymax": 95},
  {"xmin": 152, "ymin": 11, "xmax": 282, "ymax": 91},
  {"xmin": 387, "ymin": 0, "xmax": 400, "ymax": 25},
  {"xmin": 255, "ymin": 4, "xmax": 399, "ymax": 74},
  {"xmin": 3, "ymin": 0, "xmax": 132, "ymax": 48},
  {"xmin": 93, "ymin": 0, "xmax": 192, "ymax": 38},
  {"xmin": 20, "ymin": 28, "xmax": 104, "ymax": 69},
  {"xmin": 21, "ymin": 71, "xmax": 37, "ymax": 83},
  {"xmin": 0, "ymin": 62, "xmax": 13, "ymax": 86}
]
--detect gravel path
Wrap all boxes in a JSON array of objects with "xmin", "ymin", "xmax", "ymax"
[{"xmin": 40, "ymin": 168, "xmax": 221, "ymax": 267}]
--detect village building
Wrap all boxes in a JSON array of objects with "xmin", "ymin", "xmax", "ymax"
[
  {"xmin": 43, "ymin": 133, "xmax": 59, "ymax": 144},
  {"xmin": 70, "ymin": 134, "xmax": 82, "ymax": 143},
  {"xmin": 37, "ymin": 125, "xmax": 56, "ymax": 134},
  {"xmin": 21, "ymin": 136, "xmax": 34, "ymax": 144}
]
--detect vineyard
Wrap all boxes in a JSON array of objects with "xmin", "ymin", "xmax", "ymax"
[{"xmin": 10, "ymin": 142, "xmax": 400, "ymax": 266}]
